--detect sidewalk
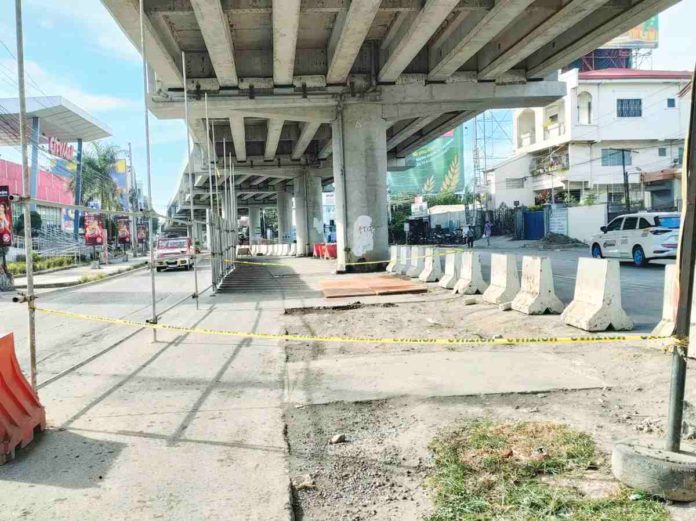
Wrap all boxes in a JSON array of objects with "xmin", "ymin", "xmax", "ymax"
[{"xmin": 13, "ymin": 257, "xmax": 148, "ymax": 289}]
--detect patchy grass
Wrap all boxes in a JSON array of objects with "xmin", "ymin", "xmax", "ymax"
[
  {"xmin": 426, "ymin": 420, "xmax": 669, "ymax": 521},
  {"xmin": 78, "ymin": 273, "xmax": 107, "ymax": 284}
]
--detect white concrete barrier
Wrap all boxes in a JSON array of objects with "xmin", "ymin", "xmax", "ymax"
[
  {"xmin": 453, "ymin": 252, "xmax": 487, "ymax": 295},
  {"xmin": 419, "ymin": 248, "xmax": 443, "ymax": 282},
  {"xmin": 482, "ymin": 254, "xmax": 519, "ymax": 304},
  {"xmin": 652, "ymin": 264, "xmax": 696, "ymax": 337},
  {"xmin": 257, "ymin": 244, "xmax": 265, "ymax": 255},
  {"xmin": 386, "ymin": 246, "xmax": 399, "ymax": 273},
  {"xmin": 289, "ymin": 243, "xmax": 297, "ymax": 256},
  {"xmin": 561, "ymin": 258, "xmax": 633, "ymax": 331},
  {"xmin": 511, "ymin": 256, "xmax": 564, "ymax": 315},
  {"xmin": 439, "ymin": 252, "xmax": 461, "ymax": 289},
  {"xmin": 395, "ymin": 246, "xmax": 411, "ymax": 275},
  {"xmin": 406, "ymin": 246, "xmax": 425, "ymax": 278},
  {"xmin": 250, "ymin": 245, "xmax": 257, "ymax": 255},
  {"xmin": 280, "ymin": 243, "xmax": 290, "ymax": 256}
]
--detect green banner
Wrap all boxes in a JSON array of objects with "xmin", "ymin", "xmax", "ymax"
[{"xmin": 388, "ymin": 125, "xmax": 464, "ymax": 197}]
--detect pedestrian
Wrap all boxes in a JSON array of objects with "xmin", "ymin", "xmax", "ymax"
[
  {"xmin": 484, "ymin": 221, "xmax": 492, "ymax": 247},
  {"xmin": 466, "ymin": 226, "xmax": 474, "ymax": 248}
]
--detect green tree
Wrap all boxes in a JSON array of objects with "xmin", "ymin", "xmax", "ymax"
[
  {"xmin": 13, "ymin": 210, "xmax": 42, "ymax": 237},
  {"xmin": 69, "ymin": 142, "xmax": 123, "ymax": 211}
]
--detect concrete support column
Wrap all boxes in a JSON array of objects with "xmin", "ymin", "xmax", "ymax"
[
  {"xmin": 293, "ymin": 174, "xmax": 308, "ymax": 256},
  {"xmin": 276, "ymin": 184, "xmax": 293, "ymax": 242},
  {"xmin": 306, "ymin": 174, "xmax": 324, "ymax": 245},
  {"xmin": 332, "ymin": 103, "xmax": 388, "ymax": 271},
  {"xmin": 249, "ymin": 206, "xmax": 261, "ymax": 243}
]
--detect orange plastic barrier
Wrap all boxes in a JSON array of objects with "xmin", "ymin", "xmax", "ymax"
[{"xmin": 0, "ymin": 332, "xmax": 46, "ymax": 464}]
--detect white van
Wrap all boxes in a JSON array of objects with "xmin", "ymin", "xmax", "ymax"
[{"xmin": 589, "ymin": 212, "xmax": 680, "ymax": 267}]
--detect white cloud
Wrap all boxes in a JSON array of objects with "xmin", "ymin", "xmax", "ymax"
[
  {"xmin": 0, "ymin": 58, "xmax": 137, "ymax": 113},
  {"xmin": 27, "ymin": 0, "xmax": 140, "ymax": 63}
]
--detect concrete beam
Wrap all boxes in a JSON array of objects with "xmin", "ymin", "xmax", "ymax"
[
  {"xmin": 272, "ymin": 0, "xmax": 301, "ymax": 86},
  {"xmin": 527, "ymin": 0, "xmax": 680, "ymax": 78},
  {"xmin": 264, "ymin": 119, "xmax": 284, "ymax": 160},
  {"xmin": 397, "ymin": 110, "xmax": 481, "ymax": 157},
  {"xmin": 291, "ymin": 121, "xmax": 321, "ymax": 160},
  {"xmin": 229, "ymin": 116, "xmax": 247, "ymax": 161},
  {"xmin": 428, "ymin": 0, "xmax": 534, "ymax": 82},
  {"xmin": 101, "ymin": 0, "xmax": 182, "ymax": 86},
  {"xmin": 326, "ymin": 0, "xmax": 382, "ymax": 84},
  {"xmin": 190, "ymin": 0, "xmax": 239, "ymax": 87},
  {"xmin": 379, "ymin": 0, "xmax": 459, "ymax": 83},
  {"xmin": 249, "ymin": 175, "xmax": 270, "ymax": 186},
  {"xmin": 479, "ymin": 0, "xmax": 611, "ymax": 80},
  {"xmin": 318, "ymin": 138, "xmax": 333, "ymax": 160},
  {"xmin": 386, "ymin": 115, "xmax": 439, "ymax": 150}
]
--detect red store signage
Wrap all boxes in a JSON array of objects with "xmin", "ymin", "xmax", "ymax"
[{"xmin": 48, "ymin": 136, "xmax": 75, "ymax": 161}]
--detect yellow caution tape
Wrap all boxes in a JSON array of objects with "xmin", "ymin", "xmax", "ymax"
[{"xmin": 33, "ymin": 306, "xmax": 668, "ymax": 347}]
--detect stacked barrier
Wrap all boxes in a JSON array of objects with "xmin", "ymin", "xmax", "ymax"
[
  {"xmin": 394, "ymin": 246, "xmax": 412, "ymax": 275},
  {"xmin": 453, "ymin": 252, "xmax": 487, "ymax": 295},
  {"xmin": 561, "ymin": 258, "xmax": 633, "ymax": 331},
  {"xmin": 482, "ymin": 254, "xmax": 519, "ymax": 304}
]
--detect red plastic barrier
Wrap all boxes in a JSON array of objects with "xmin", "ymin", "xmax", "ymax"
[
  {"xmin": 313, "ymin": 243, "xmax": 324, "ymax": 258},
  {"xmin": 325, "ymin": 243, "xmax": 337, "ymax": 259},
  {"xmin": 0, "ymin": 332, "xmax": 46, "ymax": 464}
]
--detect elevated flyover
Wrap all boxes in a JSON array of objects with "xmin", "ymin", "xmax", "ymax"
[{"xmin": 103, "ymin": 0, "xmax": 678, "ymax": 268}]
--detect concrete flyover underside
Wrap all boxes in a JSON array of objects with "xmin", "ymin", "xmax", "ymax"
[{"xmin": 103, "ymin": 0, "xmax": 678, "ymax": 265}]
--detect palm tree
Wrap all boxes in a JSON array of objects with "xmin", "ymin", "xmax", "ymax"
[{"xmin": 69, "ymin": 142, "xmax": 122, "ymax": 211}]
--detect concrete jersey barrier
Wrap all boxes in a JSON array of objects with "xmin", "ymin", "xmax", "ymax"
[
  {"xmin": 418, "ymin": 247, "xmax": 443, "ymax": 282},
  {"xmin": 395, "ymin": 246, "xmax": 412, "ymax": 275},
  {"xmin": 482, "ymin": 254, "xmax": 519, "ymax": 304},
  {"xmin": 386, "ymin": 246, "xmax": 399, "ymax": 273},
  {"xmin": 653, "ymin": 264, "xmax": 695, "ymax": 337},
  {"xmin": 561, "ymin": 258, "xmax": 633, "ymax": 331},
  {"xmin": 511, "ymin": 256, "xmax": 564, "ymax": 315},
  {"xmin": 453, "ymin": 252, "xmax": 488, "ymax": 295},
  {"xmin": 439, "ymin": 252, "xmax": 461, "ymax": 289},
  {"xmin": 406, "ymin": 246, "xmax": 425, "ymax": 278}
]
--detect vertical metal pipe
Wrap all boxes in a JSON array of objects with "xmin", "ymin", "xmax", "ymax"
[
  {"xmin": 14, "ymin": 0, "xmax": 37, "ymax": 389},
  {"xmin": 182, "ymin": 51, "xmax": 199, "ymax": 309},
  {"xmin": 139, "ymin": 0, "xmax": 157, "ymax": 341},
  {"xmin": 127, "ymin": 142, "xmax": 137, "ymax": 258},
  {"xmin": 204, "ymin": 93, "xmax": 216, "ymax": 289},
  {"xmin": 222, "ymin": 138, "xmax": 228, "ymax": 277},
  {"xmin": 74, "ymin": 139, "xmax": 83, "ymax": 240},
  {"xmin": 231, "ymin": 157, "xmax": 237, "ymax": 269}
]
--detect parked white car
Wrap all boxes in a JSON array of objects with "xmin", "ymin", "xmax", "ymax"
[{"xmin": 589, "ymin": 211, "xmax": 680, "ymax": 267}]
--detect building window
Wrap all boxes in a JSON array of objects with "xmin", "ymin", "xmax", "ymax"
[
  {"xmin": 577, "ymin": 92, "xmax": 592, "ymax": 125},
  {"xmin": 667, "ymin": 98, "xmax": 676, "ymax": 108},
  {"xmin": 601, "ymin": 149, "xmax": 632, "ymax": 167},
  {"xmin": 505, "ymin": 178, "xmax": 525, "ymax": 189},
  {"xmin": 617, "ymin": 98, "xmax": 642, "ymax": 117},
  {"xmin": 658, "ymin": 147, "xmax": 667, "ymax": 157},
  {"xmin": 677, "ymin": 147, "xmax": 684, "ymax": 165}
]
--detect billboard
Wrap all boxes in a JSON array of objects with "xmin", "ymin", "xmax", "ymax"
[
  {"xmin": 84, "ymin": 213, "xmax": 105, "ymax": 246},
  {"xmin": 387, "ymin": 126, "xmax": 464, "ymax": 197},
  {"xmin": 601, "ymin": 16, "xmax": 658, "ymax": 49},
  {"xmin": 0, "ymin": 186, "xmax": 12, "ymax": 247},
  {"xmin": 116, "ymin": 216, "xmax": 131, "ymax": 244},
  {"xmin": 137, "ymin": 224, "xmax": 147, "ymax": 244},
  {"xmin": 110, "ymin": 159, "xmax": 129, "ymax": 210},
  {"xmin": 61, "ymin": 208, "xmax": 75, "ymax": 233}
]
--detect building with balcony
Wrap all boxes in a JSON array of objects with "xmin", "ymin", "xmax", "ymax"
[{"xmin": 487, "ymin": 68, "xmax": 692, "ymax": 213}]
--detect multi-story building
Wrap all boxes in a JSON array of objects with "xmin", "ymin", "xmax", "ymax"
[{"xmin": 487, "ymin": 68, "xmax": 692, "ymax": 213}]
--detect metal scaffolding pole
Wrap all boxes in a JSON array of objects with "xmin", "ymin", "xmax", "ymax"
[
  {"xmin": 182, "ymin": 51, "xmax": 199, "ymax": 309},
  {"xmin": 204, "ymin": 93, "xmax": 216, "ymax": 289},
  {"xmin": 139, "ymin": 0, "xmax": 157, "ymax": 341},
  {"xmin": 14, "ymin": 0, "xmax": 37, "ymax": 389}
]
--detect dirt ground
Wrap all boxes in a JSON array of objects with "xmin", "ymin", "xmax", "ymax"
[{"xmin": 281, "ymin": 290, "xmax": 696, "ymax": 521}]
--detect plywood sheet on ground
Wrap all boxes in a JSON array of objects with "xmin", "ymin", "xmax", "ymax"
[{"xmin": 320, "ymin": 275, "xmax": 427, "ymax": 298}]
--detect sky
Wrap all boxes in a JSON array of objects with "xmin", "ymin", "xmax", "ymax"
[{"xmin": 0, "ymin": 0, "xmax": 694, "ymax": 214}]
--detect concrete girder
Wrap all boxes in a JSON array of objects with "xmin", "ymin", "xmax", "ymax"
[
  {"xmin": 237, "ymin": 187, "xmax": 276, "ymax": 195},
  {"xmin": 478, "ymin": 0, "xmax": 612, "ymax": 80},
  {"xmin": 428, "ymin": 0, "xmax": 534, "ymax": 82},
  {"xmin": 526, "ymin": 0, "xmax": 681, "ymax": 78},
  {"xmin": 146, "ymin": 0, "xmax": 424, "ymax": 14},
  {"xmin": 326, "ymin": 0, "xmax": 382, "ymax": 84},
  {"xmin": 264, "ymin": 119, "xmax": 284, "ymax": 160},
  {"xmin": 250, "ymin": 175, "xmax": 270, "ymax": 186},
  {"xmin": 397, "ymin": 110, "xmax": 481, "ymax": 157},
  {"xmin": 386, "ymin": 115, "xmax": 440, "ymax": 150},
  {"xmin": 379, "ymin": 0, "xmax": 459, "ymax": 83},
  {"xmin": 291, "ymin": 121, "xmax": 321, "ymax": 160},
  {"xmin": 229, "ymin": 116, "xmax": 247, "ymax": 161},
  {"xmin": 190, "ymin": 0, "xmax": 239, "ymax": 87},
  {"xmin": 272, "ymin": 0, "xmax": 301, "ymax": 86},
  {"xmin": 318, "ymin": 138, "xmax": 333, "ymax": 160},
  {"xmin": 100, "ymin": 0, "xmax": 182, "ymax": 87}
]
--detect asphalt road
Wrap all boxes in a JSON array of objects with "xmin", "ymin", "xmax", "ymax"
[
  {"xmin": 474, "ymin": 244, "xmax": 671, "ymax": 332},
  {"xmin": 0, "ymin": 265, "xmax": 209, "ymax": 386}
]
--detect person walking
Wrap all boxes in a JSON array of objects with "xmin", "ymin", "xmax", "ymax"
[{"xmin": 484, "ymin": 221, "xmax": 492, "ymax": 247}]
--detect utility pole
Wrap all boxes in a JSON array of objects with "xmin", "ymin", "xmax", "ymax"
[
  {"xmin": 15, "ymin": 0, "xmax": 37, "ymax": 389},
  {"xmin": 621, "ymin": 149, "xmax": 631, "ymax": 212}
]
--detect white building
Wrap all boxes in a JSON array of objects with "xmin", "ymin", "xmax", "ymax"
[{"xmin": 487, "ymin": 68, "xmax": 692, "ymax": 212}]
